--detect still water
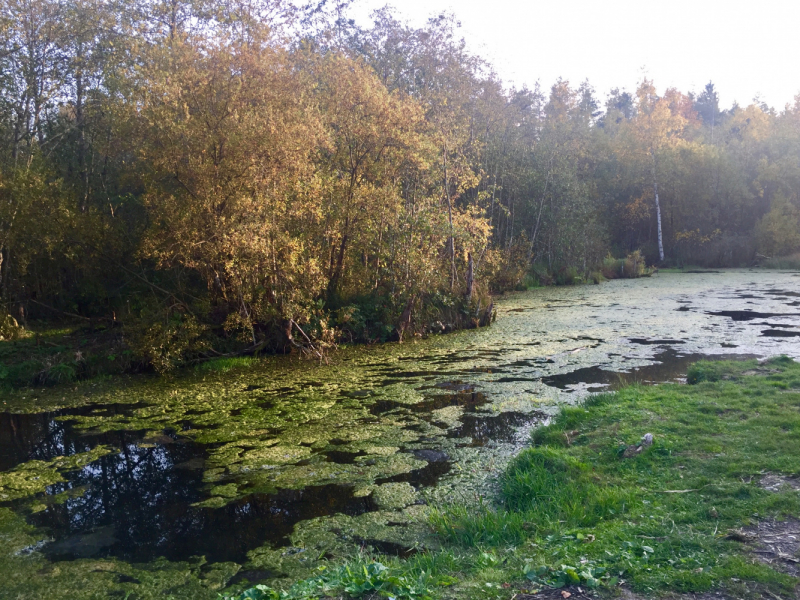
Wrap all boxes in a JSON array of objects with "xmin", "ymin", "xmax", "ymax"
[{"xmin": 2, "ymin": 270, "xmax": 800, "ymax": 598}]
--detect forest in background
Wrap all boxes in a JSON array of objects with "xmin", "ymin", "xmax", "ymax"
[{"xmin": 2, "ymin": 0, "xmax": 800, "ymax": 374}]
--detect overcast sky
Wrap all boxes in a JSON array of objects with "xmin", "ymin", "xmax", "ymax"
[{"xmin": 350, "ymin": 0, "xmax": 800, "ymax": 110}]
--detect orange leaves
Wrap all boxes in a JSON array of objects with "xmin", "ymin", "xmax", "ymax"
[{"xmin": 622, "ymin": 195, "xmax": 653, "ymax": 229}]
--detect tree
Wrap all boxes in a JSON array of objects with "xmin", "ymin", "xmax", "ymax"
[
  {"xmin": 624, "ymin": 80, "xmax": 689, "ymax": 262},
  {"xmin": 136, "ymin": 26, "xmax": 327, "ymax": 343}
]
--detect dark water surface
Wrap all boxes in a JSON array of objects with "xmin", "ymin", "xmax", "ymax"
[{"xmin": 3, "ymin": 270, "xmax": 800, "ymax": 594}]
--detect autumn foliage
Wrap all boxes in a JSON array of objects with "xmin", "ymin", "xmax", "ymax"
[{"xmin": 1, "ymin": 0, "xmax": 800, "ymax": 369}]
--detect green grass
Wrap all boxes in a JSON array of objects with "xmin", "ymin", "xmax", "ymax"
[
  {"xmin": 195, "ymin": 356, "xmax": 261, "ymax": 373},
  {"xmin": 231, "ymin": 358, "xmax": 800, "ymax": 598},
  {"xmin": 429, "ymin": 357, "xmax": 800, "ymax": 597},
  {"xmin": 221, "ymin": 554, "xmax": 463, "ymax": 600},
  {"xmin": 0, "ymin": 322, "xmax": 134, "ymax": 388}
]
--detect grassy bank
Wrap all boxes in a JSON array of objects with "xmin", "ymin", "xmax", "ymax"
[
  {"xmin": 230, "ymin": 358, "xmax": 800, "ymax": 599},
  {"xmin": 0, "ymin": 322, "xmax": 136, "ymax": 389},
  {"xmin": 760, "ymin": 254, "xmax": 800, "ymax": 270}
]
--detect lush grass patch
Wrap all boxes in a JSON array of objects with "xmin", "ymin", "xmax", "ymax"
[
  {"xmin": 221, "ymin": 554, "xmax": 463, "ymax": 600},
  {"xmin": 430, "ymin": 356, "xmax": 800, "ymax": 597},
  {"xmin": 195, "ymin": 356, "xmax": 261, "ymax": 373},
  {"xmin": 231, "ymin": 358, "xmax": 800, "ymax": 598}
]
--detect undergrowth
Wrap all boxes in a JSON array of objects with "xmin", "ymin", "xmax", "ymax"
[
  {"xmin": 221, "ymin": 555, "xmax": 460, "ymax": 600},
  {"xmin": 760, "ymin": 253, "xmax": 800, "ymax": 270}
]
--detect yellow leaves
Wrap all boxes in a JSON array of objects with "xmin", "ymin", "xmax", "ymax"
[
  {"xmin": 756, "ymin": 193, "xmax": 800, "ymax": 257},
  {"xmin": 729, "ymin": 104, "xmax": 772, "ymax": 143},
  {"xmin": 452, "ymin": 204, "xmax": 491, "ymax": 252},
  {"xmin": 623, "ymin": 195, "xmax": 652, "ymax": 229},
  {"xmin": 675, "ymin": 228, "xmax": 721, "ymax": 245},
  {"xmin": 624, "ymin": 79, "xmax": 689, "ymax": 156}
]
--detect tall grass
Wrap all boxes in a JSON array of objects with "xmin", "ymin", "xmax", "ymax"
[
  {"xmin": 195, "ymin": 356, "xmax": 260, "ymax": 373},
  {"xmin": 761, "ymin": 252, "xmax": 800, "ymax": 270},
  {"xmin": 430, "ymin": 445, "xmax": 630, "ymax": 547},
  {"xmin": 429, "ymin": 502, "xmax": 530, "ymax": 546}
]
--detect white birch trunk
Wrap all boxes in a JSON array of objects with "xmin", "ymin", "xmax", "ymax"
[
  {"xmin": 651, "ymin": 153, "xmax": 665, "ymax": 262},
  {"xmin": 653, "ymin": 179, "xmax": 664, "ymax": 262}
]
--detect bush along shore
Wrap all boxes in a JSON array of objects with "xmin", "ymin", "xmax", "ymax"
[
  {"xmin": 224, "ymin": 357, "xmax": 800, "ymax": 600},
  {"xmin": 0, "ymin": 250, "xmax": 657, "ymax": 391},
  {"xmin": 0, "ymin": 248, "xmax": 661, "ymax": 391}
]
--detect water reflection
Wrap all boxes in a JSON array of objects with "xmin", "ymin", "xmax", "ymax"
[
  {"xmin": 29, "ymin": 433, "xmax": 375, "ymax": 563},
  {"xmin": 541, "ymin": 349, "xmax": 759, "ymax": 391},
  {"xmin": 3, "ymin": 410, "xmax": 379, "ymax": 563},
  {"xmin": 0, "ymin": 405, "xmax": 138, "ymax": 471}
]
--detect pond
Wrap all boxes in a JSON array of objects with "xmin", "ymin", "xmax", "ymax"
[{"xmin": 2, "ymin": 270, "xmax": 800, "ymax": 598}]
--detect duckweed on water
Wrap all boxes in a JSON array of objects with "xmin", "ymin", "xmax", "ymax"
[{"xmin": 5, "ymin": 272, "xmax": 800, "ymax": 598}]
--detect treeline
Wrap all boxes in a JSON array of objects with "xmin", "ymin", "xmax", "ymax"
[{"xmin": 1, "ymin": 0, "xmax": 799, "ymax": 369}]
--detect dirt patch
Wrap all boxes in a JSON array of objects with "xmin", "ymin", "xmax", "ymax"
[
  {"xmin": 616, "ymin": 587, "xmax": 767, "ymax": 600},
  {"xmin": 514, "ymin": 587, "xmax": 599, "ymax": 600},
  {"xmin": 740, "ymin": 517, "xmax": 800, "ymax": 577},
  {"xmin": 759, "ymin": 473, "xmax": 800, "ymax": 493}
]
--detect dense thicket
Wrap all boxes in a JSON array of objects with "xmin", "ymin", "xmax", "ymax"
[{"xmin": 2, "ymin": 0, "xmax": 799, "ymax": 369}]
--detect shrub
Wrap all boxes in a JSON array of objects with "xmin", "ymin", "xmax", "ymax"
[
  {"xmin": 555, "ymin": 266, "xmax": 580, "ymax": 286},
  {"xmin": 127, "ymin": 310, "xmax": 209, "ymax": 373},
  {"xmin": 761, "ymin": 252, "xmax": 800, "ymax": 270},
  {"xmin": 601, "ymin": 250, "xmax": 648, "ymax": 279},
  {"xmin": 756, "ymin": 193, "xmax": 800, "ymax": 257}
]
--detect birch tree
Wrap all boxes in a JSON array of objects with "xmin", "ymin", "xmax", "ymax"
[{"xmin": 627, "ymin": 79, "xmax": 688, "ymax": 262}]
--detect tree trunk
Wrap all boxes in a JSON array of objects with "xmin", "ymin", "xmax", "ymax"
[
  {"xmin": 443, "ymin": 143, "xmax": 455, "ymax": 290},
  {"xmin": 651, "ymin": 154, "xmax": 665, "ymax": 262},
  {"xmin": 76, "ymin": 44, "xmax": 89, "ymax": 212},
  {"xmin": 465, "ymin": 252, "xmax": 474, "ymax": 303},
  {"xmin": 327, "ymin": 230, "xmax": 348, "ymax": 303},
  {"xmin": 396, "ymin": 296, "xmax": 414, "ymax": 342}
]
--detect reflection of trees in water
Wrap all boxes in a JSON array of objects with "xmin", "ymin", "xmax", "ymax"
[
  {"xmin": 1, "ymin": 405, "xmax": 143, "ymax": 471},
  {"xmin": 5, "ymin": 409, "xmax": 378, "ymax": 563},
  {"xmin": 35, "ymin": 437, "xmax": 206, "ymax": 561},
  {"xmin": 29, "ymin": 434, "xmax": 375, "ymax": 563},
  {"xmin": 1, "ymin": 413, "xmax": 74, "ymax": 470}
]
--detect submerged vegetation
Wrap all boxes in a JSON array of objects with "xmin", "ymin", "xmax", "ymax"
[{"xmin": 1, "ymin": 0, "xmax": 800, "ymax": 375}]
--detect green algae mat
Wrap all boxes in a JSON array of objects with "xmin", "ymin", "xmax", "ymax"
[
  {"xmin": 2, "ymin": 271, "xmax": 800, "ymax": 599},
  {"xmin": 224, "ymin": 357, "xmax": 800, "ymax": 600}
]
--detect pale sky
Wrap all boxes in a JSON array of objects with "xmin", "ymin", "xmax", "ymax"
[{"xmin": 350, "ymin": 0, "xmax": 800, "ymax": 110}]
